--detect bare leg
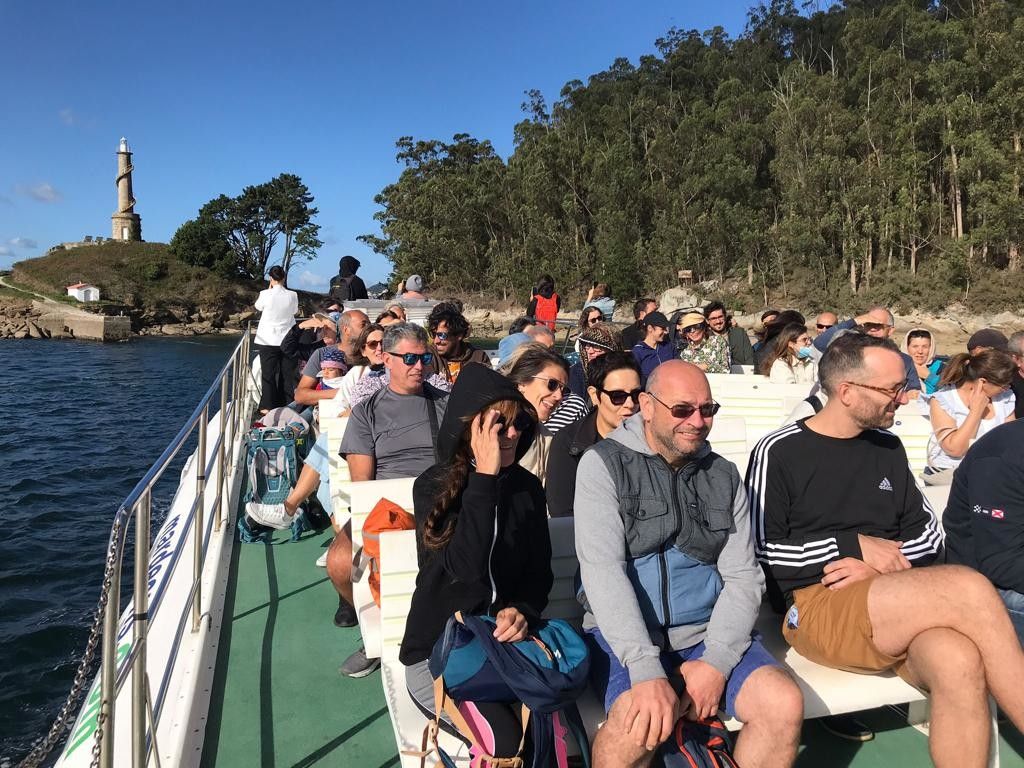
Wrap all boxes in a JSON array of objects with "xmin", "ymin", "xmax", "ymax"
[
  {"xmin": 868, "ymin": 564, "xmax": 1024, "ymax": 730},
  {"xmin": 283, "ymin": 463, "xmax": 321, "ymax": 517},
  {"xmin": 326, "ymin": 521, "xmax": 353, "ymax": 605},
  {"xmin": 592, "ymin": 691, "xmax": 656, "ymax": 768},
  {"xmin": 900, "ymin": 627, "xmax": 989, "ymax": 768},
  {"xmin": 731, "ymin": 666, "xmax": 802, "ymax": 768}
]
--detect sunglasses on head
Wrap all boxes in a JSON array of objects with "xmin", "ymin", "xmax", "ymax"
[
  {"xmin": 530, "ymin": 376, "xmax": 570, "ymax": 396},
  {"xmin": 601, "ymin": 388, "xmax": 642, "ymax": 406},
  {"xmin": 493, "ymin": 411, "xmax": 534, "ymax": 436},
  {"xmin": 647, "ymin": 393, "xmax": 721, "ymax": 419},
  {"xmin": 387, "ymin": 351, "xmax": 434, "ymax": 366},
  {"xmin": 816, "ymin": 323, "xmax": 833, "ymax": 331}
]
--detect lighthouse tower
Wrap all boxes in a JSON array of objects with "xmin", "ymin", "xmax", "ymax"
[{"xmin": 111, "ymin": 137, "xmax": 142, "ymax": 241}]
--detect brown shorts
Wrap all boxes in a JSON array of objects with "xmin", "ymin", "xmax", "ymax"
[{"xmin": 782, "ymin": 579, "xmax": 911, "ymax": 682}]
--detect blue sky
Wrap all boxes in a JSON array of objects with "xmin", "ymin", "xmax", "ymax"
[{"xmin": 0, "ymin": 0, "xmax": 752, "ymax": 290}]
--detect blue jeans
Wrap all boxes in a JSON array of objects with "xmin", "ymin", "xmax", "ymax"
[{"xmin": 998, "ymin": 588, "xmax": 1024, "ymax": 648}]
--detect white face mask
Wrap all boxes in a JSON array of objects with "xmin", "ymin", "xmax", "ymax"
[{"xmin": 320, "ymin": 374, "xmax": 345, "ymax": 388}]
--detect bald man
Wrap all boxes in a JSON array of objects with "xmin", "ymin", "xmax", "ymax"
[
  {"xmin": 813, "ymin": 311, "xmax": 838, "ymax": 336},
  {"xmin": 576, "ymin": 360, "xmax": 803, "ymax": 768}
]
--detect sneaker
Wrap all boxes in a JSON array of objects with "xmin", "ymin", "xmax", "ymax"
[
  {"xmin": 819, "ymin": 714, "xmax": 874, "ymax": 742},
  {"xmin": 246, "ymin": 502, "xmax": 293, "ymax": 530},
  {"xmin": 339, "ymin": 647, "xmax": 380, "ymax": 678},
  {"xmin": 334, "ymin": 597, "xmax": 357, "ymax": 628},
  {"xmin": 316, "ymin": 550, "xmax": 328, "ymax": 567}
]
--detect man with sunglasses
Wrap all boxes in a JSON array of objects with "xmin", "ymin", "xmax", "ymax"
[
  {"xmin": 811, "ymin": 306, "xmax": 921, "ymax": 397},
  {"xmin": 813, "ymin": 311, "xmax": 838, "ymax": 337},
  {"xmin": 423, "ymin": 304, "xmax": 490, "ymax": 384},
  {"xmin": 749, "ymin": 333, "xmax": 1024, "ymax": 761},
  {"xmin": 576, "ymin": 360, "xmax": 804, "ymax": 768}
]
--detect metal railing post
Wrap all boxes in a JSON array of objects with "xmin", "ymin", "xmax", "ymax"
[
  {"xmin": 217, "ymin": 377, "xmax": 228, "ymax": 532},
  {"xmin": 98, "ymin": 545, "xmax": 122, "ymax": 768},
  {"xmin": 192, "ymin": 406, "xmax": 208, "ymax": 633},
  {"xmin": 131, "ymin": 490, "xmax": 151, "ymax": 768}
]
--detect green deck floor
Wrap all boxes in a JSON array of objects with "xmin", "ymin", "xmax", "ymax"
[{"xmin": 202, "ymin": 528, "xmax": 1024, "ymax": 767}]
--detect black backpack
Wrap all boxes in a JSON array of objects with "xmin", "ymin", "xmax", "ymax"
[{"xmin": 329, "ymin": 275, "xmax": 356, "ymax": 302}]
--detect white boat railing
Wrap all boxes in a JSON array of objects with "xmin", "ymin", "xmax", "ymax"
[{"xmin": 21, "ymin": 329, "xmax": 254, "ymax": 768}]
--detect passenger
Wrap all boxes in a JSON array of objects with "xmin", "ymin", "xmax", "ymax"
[
  {"xmin": 577, "ymin": 360, "xmax": 803, "ymax": 767},
  {"xmin": 327, "ymin": 323, "xmax": 386, "ymax": 415},
  {"xmin": 281, "ymin": 304, "xmax": 340, "ymax": 373},
  {"xmin": 584, "ymin": 282, "xmax": 616, "ymax": 321},
  {"xmin": 401, "ymin": 275, "xmax": 427, "ymax": 301},
  {"xmin": 579, "ymin": 305, "xmax": 603, "ymax": 332},
  {"xmin": 967, "ymin": 327, "xmax": 1008, "ymax": 355},
  {"xmin": 621, "ymin": 298, "xmax": 658, "ymax": 350},
  {"xmin": 508, "ymin": 316, "xmax": 535, "ymax": 335},
  {"xmin": 500, "ymin": 343, "xmax": 571, "ymax": 483},
  {"xmin": 316, "ymin": 346, "xmax": 347, "ymax": 390},
  {"xmin": 812, "ymin": 306, "xmax": 922, "ymax": 396},
  {"xmin": 760, "ymin": 323, "xmax": 815, "ymax": 384},
  {"xmin": 903, "ymin": 328, "xmax": 943, "ymax": 395},
  {"xmin": 424, "ymin": 304, "xmax": 490, "ymax": 383},
  {"xmin": 328, "ymin": 255, "xmax": 369, "ymax": 303},
  {"xmin": 567, "ymin": 323, "xmax": 620, "ymax": 399},
  {"xmin": 751, "ymin": 309, "xmax": 780, "ymax": 353},
  {"xmin": 524, "ymin": 323, "xmax": 556, "ymax": 348},
  {"xmin": 753, "ymin": 310, "xmax": 806, "ymax": 372},
  {"xmin": 677, "ymin": 312, "xmax": 731, "ymax": 374},
  {"xmin": 1008, "ymin": 331, "xmax": 1024, "ymax": 418},
  {"xmin": 294, "ymin": 310, "xmax": 369, "ymax": 407},
  {"xmin": 526, "ymin": 273, "xmax": 561, "ymax": 330},
  {"xmin": 705, "ymin": 300, "xmax": 754, "ymax": 367},
  {"xmin": 253, "ymin": 265, "xmax": 299, "ymax": 414},
  {"xmin": 334, "ymin": 322, "xmax": 450, "ymax": 677},
  {"xmin": 630, "ymin": 310, "xmax": 675, "ymax": 382},
  {"xmin": 944, "ymin": 419, "xmax": 1024, "ymax": 647},
  {"xmin": 813, "ymin": 311, "xmax": 838, "ymax": 336},
  {"xmin": 496, "ymin": 332, "xmax": 532, "ymax": 367},
  {"xmin": 748, "ymin": 332, "xmax": 1024, "ymax": 762},
  {"xmin": 387, "ymin": 303, "xmax": 408, "ymax": 322},
  {"xmin": 399, "ymin": 363, "xmax": 551, "ymax": 761},
  {"xmin": 374, "ymin": 309, "xmax": 400, "ymax": 326},
  {"xmin": 546, "ymin": 352, "xmax": 640, "ymax": 518},
  {"xmin": 923, "ymin": 349, "xmax": 1015, "ymax": 485}
]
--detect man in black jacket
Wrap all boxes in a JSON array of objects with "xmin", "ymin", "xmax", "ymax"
[
  {"xmin": 944, "ymin": 418, "xmax": 1024, "ymax": 646},
  {"xmin": 748, "ymin": 333, "xmax": 1024, "ymax": 759},
  {"xmin": 621, "ymin": 298, "xmax": 658, "ymax": 350}
]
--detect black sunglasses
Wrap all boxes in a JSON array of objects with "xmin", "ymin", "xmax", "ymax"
[
  {"xmin": 600, "ymin": 388, "xmax": 642, "ymax": 406},
  {"xmin": 816, "ymin": 324, "xmax": 833, "ymax": 331},
  {"xmin": 647, "ymin": 393, "xmax": 721, "ymax": 419},
  {"xmin": 387, "ymin": 351, "xmax": 434, "ymax": 366},
  {"xmin": 493, "ymin": 412, "xmax": 534, "ymax": 436},
  {"xmin": 530, "ymin": 376, "xmax": 570, "ymax": 396}
]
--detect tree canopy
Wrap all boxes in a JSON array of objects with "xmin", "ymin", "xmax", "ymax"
[
  {"xmin": 170, "ymin": 173, "xmax": 322, "ymax": 279},
  {"xmin": 361, "ymin": 0, "xmax": 1024, "ymax": 310}
]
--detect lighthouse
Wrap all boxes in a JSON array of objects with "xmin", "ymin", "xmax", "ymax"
[{"xmin": 111, "ymin": 137, "xmax": 142, "ymax": 241}]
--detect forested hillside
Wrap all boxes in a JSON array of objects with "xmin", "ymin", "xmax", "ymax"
[{"xmin": 360, "ymin": 0, "xmax": 1024, "ymax": 312}]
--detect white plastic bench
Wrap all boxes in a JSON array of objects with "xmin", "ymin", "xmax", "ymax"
[
  {"xmin": 708, "ymin": 416, "xmax": 749, "ymax": 477},
  {"xmin": 378, "ymin": 514, "xmax": 999, "ymax": 767},
  {"xmin": 704, "ymin": 376, "xmax": 815, "ymax": 445},
  {"xmin": 889, "ymin": 411, "xmax": 933, "ymax": 478},
  {"xmin": 320, "ymin": 416, "xmax": 351, "ymax": 526},
  {"xmin": 350, "ymin": 478, "xmax": 416, "ymax": 661}
]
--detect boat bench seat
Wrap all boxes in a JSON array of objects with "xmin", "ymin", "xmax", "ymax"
[{"xmin": 376, "ymin": 511, "xmax": 997, "ymax": 767}]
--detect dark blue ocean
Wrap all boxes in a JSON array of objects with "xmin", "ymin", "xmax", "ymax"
[{"xmin": 0, "ymin": 335, "xmax": 242, "ymax": 763}]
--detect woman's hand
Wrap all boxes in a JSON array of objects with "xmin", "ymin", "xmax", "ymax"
[
  {"xmin": 493, "ymin": 607, "xmax": 529, "ymax": 643},
  {"xmin": 968, "ymin": 379, "xmax": 991, "ymax": 413},
  {"xmin": 470, "ymin": 410, "xmax": 503, "ymax": 476}
]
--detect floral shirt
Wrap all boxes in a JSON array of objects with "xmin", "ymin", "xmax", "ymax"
[{"xmin": 679, "ymin": 332, "xmax": 731, "ymax": 374}]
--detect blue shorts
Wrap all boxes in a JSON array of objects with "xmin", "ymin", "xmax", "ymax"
[{"xmin": 584, "ymin": 627, "xmax": 778, "ymax": 718}]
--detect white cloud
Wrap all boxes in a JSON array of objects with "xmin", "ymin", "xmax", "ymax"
[
  {"xmin": 59, "ymin": 108, "xmax": 77, "ymax": 126},
  {"xmin": 0, "ymin": 245, "xmax": 12, "ymax": 257},
  {"xmin": 291, "ymin": 269, "xmax": 327, "ymax": 290},
  {"xmin": 10, "ymin": 237, "xmax": 37, "ymax": 249},
  {"xmin": 16, "ymin": 183, "xmax": 62, "ymax": 203}
]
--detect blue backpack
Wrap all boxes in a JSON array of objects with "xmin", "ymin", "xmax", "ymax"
[
  {"xmin": 661, "ymin": 716, "xmax": 739, "ymax": 768},
  {"xmin": 422, "ymin": 612, "xmax": 591, "ymax": 768}
]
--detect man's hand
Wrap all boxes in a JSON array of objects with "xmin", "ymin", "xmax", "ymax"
[
  {"xmin": 492, "ymin": 607, "xmax": 528, "ymax": 643},
  {"xmin": 857, "ymin": 534, "xmax": 910, "ymax": 573},
  {"xmin": 624, "ymin": 678, "xmax": 679, "ymax": 750},
  {"xmin": 679, "ymin": 659, "xmax": 725, "ymax": 721},
  {"xmin": 822, "ymin": 558, "xmax": 878, "ymax": 589}
]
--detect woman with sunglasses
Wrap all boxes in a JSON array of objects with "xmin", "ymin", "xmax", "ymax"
[
  {"xmin": 321, "ymin": 323, "xmax": 386, "ymax": 418},
  {"xmin": 676, "ymin": 311, "xmax": 731, "ymax": 374},
  {"xmin": 579, "ymin": 305, "xmax": 603, "ymax": 332},
  {"xmin": 924, "ymin": 349, "xmax": 1016, "ymax": 485},
  {"xmin": 547, "ymin": 352, "xmax": 641, "ymax": 518},
  {"xmin": 500, "ymin": 343, "xmax": 572, "ymax": 484},
  {"xmin": 759, "ymin": 323, "xmax": 816, "ymax": 384},
  {"xmin": 401, "ymin": 363, "xmax": 551, "ymax": 764}
]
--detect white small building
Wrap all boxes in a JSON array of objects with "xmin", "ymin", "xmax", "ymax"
[{"xmin": 67, "ymin": 282, "xmax": 100, "ymax": 302}]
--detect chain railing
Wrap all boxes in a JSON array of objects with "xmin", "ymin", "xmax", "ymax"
[{"xmin": 17, "ymin": 329, "xmax": 253, "ymax": 768}]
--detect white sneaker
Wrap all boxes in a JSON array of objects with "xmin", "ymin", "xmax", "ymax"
[
  {"xmin": 316, "ymin": 550, "xmax": 328, "ymax": 567},
  {"xmin": 246, "ymin": 502, "xmax": 293, "ymax": 530}
]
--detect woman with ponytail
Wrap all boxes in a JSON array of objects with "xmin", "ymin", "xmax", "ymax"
[
  {"xmin": 400, "ymin": 362, "xmax": 553, "ymax": 763},
  {"xmin": 925, "ymin": 349, "xmax": 1016, "ymax": 484}
]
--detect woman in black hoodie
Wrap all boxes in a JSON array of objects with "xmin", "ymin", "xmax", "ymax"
[{"xmin": 401, "ymin": 362, "xmax": 553, "ymax": 762}]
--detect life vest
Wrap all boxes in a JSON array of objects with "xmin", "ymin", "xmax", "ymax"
[{"xmin": 533, "ymin": 293, "xmax": 559, "ymax": 330}]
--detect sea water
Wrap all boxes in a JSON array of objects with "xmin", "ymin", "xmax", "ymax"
[{"xmin": 0, "ymin": 335, "xmax": 241, "ymax": 761}]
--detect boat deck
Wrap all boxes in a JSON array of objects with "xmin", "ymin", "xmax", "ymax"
[{"xmin": 204, "ymin": 528, "xmax": 1024, "ymax": 767}]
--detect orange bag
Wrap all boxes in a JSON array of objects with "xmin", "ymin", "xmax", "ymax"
[{"xmin": 361, "ymin": 497, "xmax": 415, "ymax": 606}]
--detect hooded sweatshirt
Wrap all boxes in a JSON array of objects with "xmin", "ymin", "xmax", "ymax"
[
  {"xmin": 400, "ymin": 362, "xmax": 554, "ymax": 665},
  {"xmin": 902, "ymin": 329, "xmax": 943, "ymax": 395},
  {"xmin": 328, "ymin": 255, "xmax": 368, "ymax": 302},
  {"xmin": 574, "ymin": 413, "xmax": 764, "ymax": 683}
]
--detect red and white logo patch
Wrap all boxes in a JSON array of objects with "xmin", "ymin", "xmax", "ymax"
[{"xmin": 991, "ymin": 509, "xmax": 1006, "ymax": 519}]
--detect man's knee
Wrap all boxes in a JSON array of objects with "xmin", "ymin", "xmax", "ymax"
[
  {"xmin": 595, "ymin": 692, "xmax": 655, "ymax": 764},
  {"xmin": 735, "ymin": 666, "xmax": 803, "ymax": 730},
  {"xmin": 325, "ymin": 528, "xmax": 352, "ymax": 578},
  {"xmin": 910, "ymin": 628, "xmax": 984, "ymax": 692}
]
